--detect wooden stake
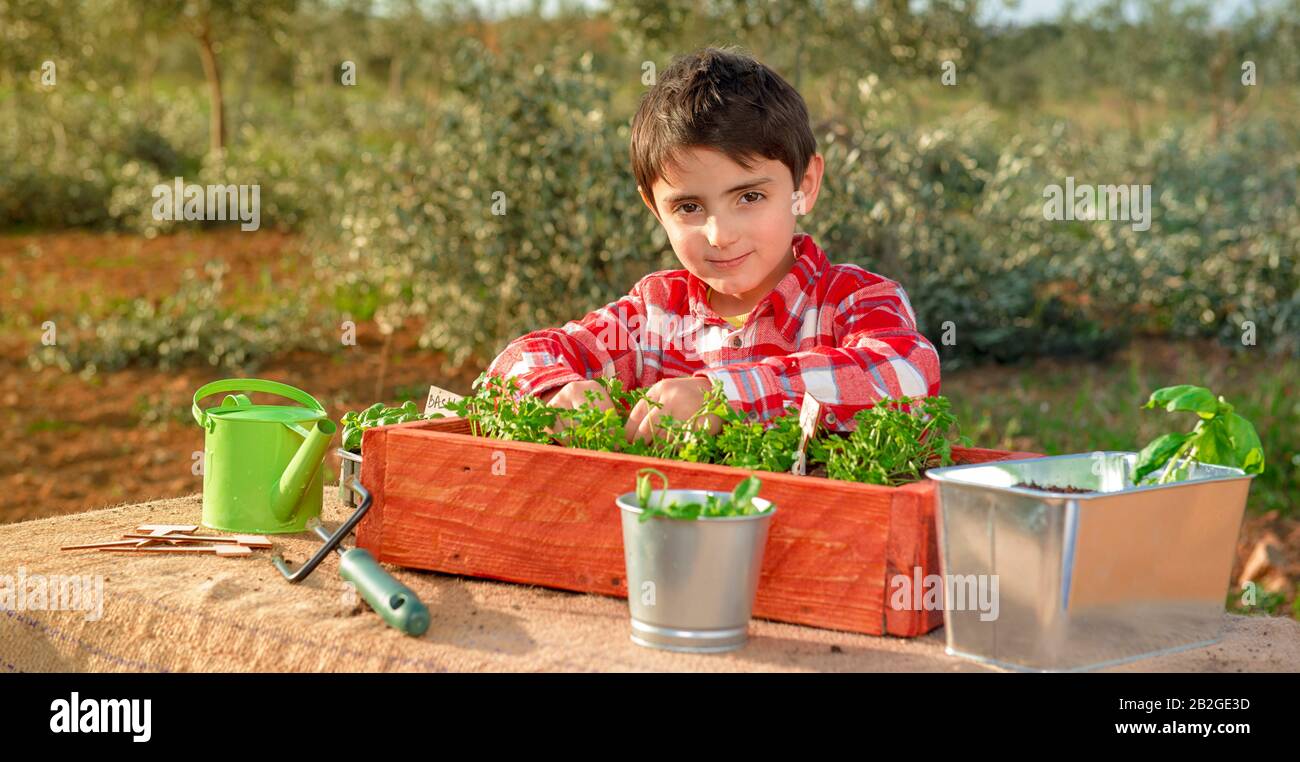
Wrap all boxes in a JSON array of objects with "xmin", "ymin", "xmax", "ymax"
[
  {"xmin": 121, "ymin": 532, "xmax": 272, "ymax": 548},
  {"xmin": 61, "ymin": 539, "xmax": 157, "ymax": 551},
  {"xmin": 99, "ymin": 545, "xmax": 254, "ymax": 557}
]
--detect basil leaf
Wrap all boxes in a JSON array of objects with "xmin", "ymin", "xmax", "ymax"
[
  {"xmin": 1162, "ymin": 387, "xmax": 1220, "ymax": 417},
  {"xmin": 1190, "ymin": 417, "xmax": 1235, "ymax": 469},
  {"xmin": 1223, "ymin": 412, "xmax": 1265, "ymax": 474},
  {"xmin": 1134, "ymin": 432, "xmax": 1191, "ymax": 481},
  {"xmin": 1144, "ymin": 385, "xmax": 1202, "ymax": 409}
]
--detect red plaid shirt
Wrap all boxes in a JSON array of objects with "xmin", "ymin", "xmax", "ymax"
[{"xmin": 486, "ymin": 233, "xmax": 941, "ymax": 430}]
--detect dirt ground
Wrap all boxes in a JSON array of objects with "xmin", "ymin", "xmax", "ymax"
[
  {"xmin": 0, "ymin": 230, "xmax": 480, "ymax": 524},
  {"xmin": 2, "ymin": 230, "xmax": 1296, "ymax": 620}
]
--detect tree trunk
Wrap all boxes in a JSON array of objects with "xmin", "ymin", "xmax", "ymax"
[
  {"xmin": 374, "ymin": 329, "xmax": 394, "ymax": 403},
  {"xmin": 195, "ymin": 23, "xmax": 226, "ymax": 156},
  {"xmin": 388, "ymin": 56, "xmax": 403, "ymax": 100}
]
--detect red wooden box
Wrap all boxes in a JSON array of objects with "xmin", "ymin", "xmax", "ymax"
[{"xmin": 355, "ymin": 417, "xmax": 1037, "ymax": 637}]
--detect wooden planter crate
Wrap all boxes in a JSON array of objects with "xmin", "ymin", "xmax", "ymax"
[{"xmin": 355, "ymin": 417, "xmax": 1038, "ymax": 637}]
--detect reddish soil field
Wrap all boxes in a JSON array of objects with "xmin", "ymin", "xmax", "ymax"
[{"xmin": 0, "ymin": 230, "xmax": 478, "ymax": 523}]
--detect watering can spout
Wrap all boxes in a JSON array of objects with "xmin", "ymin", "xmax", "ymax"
[{"xmin": 271, "ymin": 419, "xmax": 338, "ymax": 524}]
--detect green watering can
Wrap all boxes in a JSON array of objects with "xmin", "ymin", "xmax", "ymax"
[{"xmin": 192, "ymin": 379, "xmax": 336, "ymax": 534}]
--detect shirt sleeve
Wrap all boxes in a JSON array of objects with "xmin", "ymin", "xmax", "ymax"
[
  {"xmin": 485, "ymin": 278, "xmax": 652, "ymax": 399},
  {"xmin": 693, "ymin": 279, "xmax": 941, "ymax": 430}
]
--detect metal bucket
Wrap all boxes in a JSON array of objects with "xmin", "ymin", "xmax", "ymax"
[
  {"xmin": 337, "ymin": 449, "xmax": 362, "ymax": 508},
  {"xmin": 616, "ymin": 490, "xmax": 775, "ymax": 654},
  {"xmin": 927, "ymin": 452, "xmax": 1253, "ymax": 672}
]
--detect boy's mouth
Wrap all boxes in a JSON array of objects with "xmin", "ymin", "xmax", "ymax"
[{"xmin": 705, "ymin": 250, "xmax": 753, "ymax": 271}]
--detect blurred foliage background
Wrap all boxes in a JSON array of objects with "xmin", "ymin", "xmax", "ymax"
[{"xmin": 4, "ymin": 0, "xmax": 1297, "ymax": 369}]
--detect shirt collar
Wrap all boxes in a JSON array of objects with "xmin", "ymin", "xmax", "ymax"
[{"xmin": 686, "ymin": 233, "xmax": 828, "ymax": 342}]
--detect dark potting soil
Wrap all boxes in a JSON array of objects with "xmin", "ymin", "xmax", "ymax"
[{"xmin": 1016, "ymin": 481, "xmax": 1096, "ymax": 494}]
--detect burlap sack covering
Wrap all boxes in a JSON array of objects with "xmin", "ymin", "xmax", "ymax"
[{"xmin": 2, "ymin": 491, "xmax": 1297, "ymax": 672}]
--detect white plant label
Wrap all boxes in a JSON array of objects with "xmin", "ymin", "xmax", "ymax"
[
  {"xmin": 791, "ymin": 392, "xmax": 823, "ymax": 476},
  {"xmin": 424, "ymin": 384, "xmax": 465, "ymax": 416}
]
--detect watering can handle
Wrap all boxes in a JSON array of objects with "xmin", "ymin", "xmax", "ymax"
[{"xmin": 192, "ymin": 378, "xmax": 326, "ymax": 429}]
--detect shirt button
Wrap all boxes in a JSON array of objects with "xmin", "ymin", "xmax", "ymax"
[{"xmin": 729, "ymin": 335, "xmax": 742, "ymax": 348}]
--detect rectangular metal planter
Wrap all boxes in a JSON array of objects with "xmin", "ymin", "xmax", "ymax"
[
  {"xmin": 337, "ymin": 448, "xmax": 363, "ymax": 508},
  {"xmin": 354, "ymin": 416, "xmax": 1038, "ymax": 637},
  {"xmin": 928, "ymin": 452, "xmax": 1253, "ymax": 671}
]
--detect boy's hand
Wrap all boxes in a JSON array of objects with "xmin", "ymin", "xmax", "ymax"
[
  {"xmin": 543, "ymin": 379, "xmax": 614, "ymax": 435},
  {"xmin": 625, "ymin": 377, "xmax": 723, "ymax": 444},
  {"xmin": 544, "ymin": 379, "xmax": 614, "ymax": 410}
]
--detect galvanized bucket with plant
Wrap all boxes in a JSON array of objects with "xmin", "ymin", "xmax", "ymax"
[
  {"xmin": 615, "ymin": 468, "xmax": 774, "ymax": 653},
  {"xmin": 927, "ymin": 384, "xmax": 1267, "ymax": 672}
]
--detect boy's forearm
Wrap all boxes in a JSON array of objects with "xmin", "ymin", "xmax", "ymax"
[
  {"xmin": 484, "ymin": 319, "xmax": 644, "ymax": 400},
  {"xmin": 484, "ymin": 332, "xmax": 587, "ymax": 398},
  {"xmin": 694, "ymin": 330, "xmax": 941, "ymax": 430}
]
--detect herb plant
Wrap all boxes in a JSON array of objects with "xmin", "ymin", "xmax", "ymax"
[
  {"xmin": 340, "ymin": 400, "xmax": 426, "ymax": 452},
  {"xmin": 445, "ymin": 372, "xmax": 970, "ymax": 487},
  {"xmin": 711, "ymin": 404, "xmax": 803, "ymax": 473},
  {"xmin": 447, "ymin": 374, "xmax": 556, "ymax": 442},
  {"xmin": 1134, "ymin": 385, "xmax": 1265, "ymax": 484},
  {"xmin": 633, "ymin": 468, "xmax": 768, "ymax": 523},
  {"xmin": 808, "ymin": 395, "xmax": 968, "ymax": 486}
]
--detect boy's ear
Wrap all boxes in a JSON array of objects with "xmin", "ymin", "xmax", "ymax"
[
  {"xmin": 638, "ymin": 185, "xmax": 662, "ymax": 221},
  {"xmin": 794, "ymin": 153, "xmax": 826, "ymax": 217}
]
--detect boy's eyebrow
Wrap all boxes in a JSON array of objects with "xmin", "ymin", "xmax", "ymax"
[{"xmin": 663, "ymin": 177, "xmax": 774, "ymax": 205}]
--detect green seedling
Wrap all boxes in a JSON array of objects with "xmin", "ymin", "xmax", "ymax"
[
  {"xmin": 447, "ymin": 372, "xmax": 970, "ymax": 487},
  {"xmin": 712, "ymin": 404, "xmax": 803, "ymax": 473},
  {"xmin": 633, "ymin": 468, "xmax": 767, "ymax": 523},
  {"xmin": 446, "ymin": 373, "xmax": 556, "ymax": 443},
  {"xmin": 340, "ymin": 399, "xmax": 426, "ymax": 452},
  {"xmin": 1134, "ymin": 385, "xmax": 1266, "ymax": 484},
  {"xmin": 809, "ymin": 395, "xmax": 968, "ymax": 485}
]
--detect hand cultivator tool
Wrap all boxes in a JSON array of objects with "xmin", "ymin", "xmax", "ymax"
[{"xmin": 272, "ymin": 479, "xmax": 430, "ymax": 637}]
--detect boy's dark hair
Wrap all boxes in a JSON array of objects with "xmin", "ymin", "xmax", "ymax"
[{"xmin": 630, "ymin": 46, "xmax": 817, "ymax": 211}]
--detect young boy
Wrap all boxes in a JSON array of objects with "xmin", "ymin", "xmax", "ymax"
[{"xmin": 487, "ymin": 46, "xmax": 940, "ymax": 443}]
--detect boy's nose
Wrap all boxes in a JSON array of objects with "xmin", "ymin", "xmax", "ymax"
[{"xmin": 705, "ymin": 215, "xmax": 740, "ymax": 250}]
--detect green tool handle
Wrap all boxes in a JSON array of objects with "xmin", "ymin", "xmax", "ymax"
[{"xmin": 339, "ymin": 548, "xmax": 431, "ymax": 637}]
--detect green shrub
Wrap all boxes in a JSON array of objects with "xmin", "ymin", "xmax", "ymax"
[
  {"xmin": 310, "ymin": 40, "xmax": 667, "ymax": 369},
  {"xmin": 28, "ymin": 261, "xmax": 329, "ymax": 374},
  {"xmin": 8, "ymin": 44, "xmax": 1299, "ymax": 372}
]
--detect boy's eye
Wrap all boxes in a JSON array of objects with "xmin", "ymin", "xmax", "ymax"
[{"xmin": 674, "ymin": 192, "xmax": 763, "ymax": 216}]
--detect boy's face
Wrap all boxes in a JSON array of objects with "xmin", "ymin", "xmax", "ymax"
[{"xmin": 640, "ymin": 147, "xmax": 824, "ymax": 310}]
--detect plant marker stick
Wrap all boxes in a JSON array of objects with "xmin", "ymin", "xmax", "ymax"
[{"xmin": 791, "ymin": 393, "xmax": 823, "ymax": 476}]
